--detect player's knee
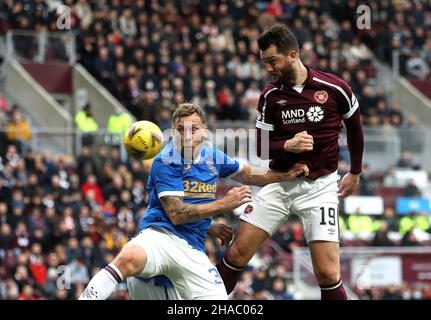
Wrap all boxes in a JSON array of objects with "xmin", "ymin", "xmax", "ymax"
[
  {"xmin": 225, "ymin": 241, "xmax": 252, "ymax": 267},
  {"xmin": 114, "ymin": 250, "xmax": 142, "ymax": 278},
  {"xmin": 315, "ymin": 268, "xmax": 340, "ymax": 286}
]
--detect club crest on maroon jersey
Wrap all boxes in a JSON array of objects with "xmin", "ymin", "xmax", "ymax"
[{"xmin": 314, "ymin": 91, "xmax": 328, "ymax": 104}]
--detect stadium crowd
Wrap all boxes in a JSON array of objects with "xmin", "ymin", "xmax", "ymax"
[
  {"xmin": 0, "ymin": 0, "xmax": 431, "ymax": 300},
  {"xmin": 1, "ymin": 0, "xmax": 427, "ymax": 127},
  {"xmin": 329, "ymin": 0, "xmax": 431, "ymax": 80},
  {"xmin": 1, "ymin": 118, "xmax": 430, "ymax": 299}
]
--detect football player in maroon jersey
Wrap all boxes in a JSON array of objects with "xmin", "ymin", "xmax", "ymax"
[{"xmin": 217, "ymin": 24, "xmax": 364, "ymax": 300}]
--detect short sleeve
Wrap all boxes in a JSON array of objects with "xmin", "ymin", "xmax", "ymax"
[
  {"xmin": 151, "ymin": 158, "xmax": 184, "ymax": 198},
  {"xmin": 215, "ymin": 149, "xmax": 243, "ymax": 179}
]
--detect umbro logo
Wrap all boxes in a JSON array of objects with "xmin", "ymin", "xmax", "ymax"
[
  {"xmin": 328, "ymin": 228, "xmax": 336, "ymax": 236},
  {"xmin": 277, "ymin": 100, "xmax": 287, "ymax": 106}
]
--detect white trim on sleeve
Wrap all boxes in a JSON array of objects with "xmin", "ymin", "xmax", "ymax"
[
  {"xmin": 224, "ymin": 161, "xmax": 244, "ymax": 179},
  {"xmin": 261, "ymin": 87, "xmax": 279, "ymax": 123},
  {"xmin": 342, "ymin": 99, "xmax": 359, "ymax": 119},
  {"xmin": 157, "ymin": 191, "xmax": 185, "ymax": 198},
  {"xmin": 256, "ymin": 120, "xmax": 275, "ymax": 131}
]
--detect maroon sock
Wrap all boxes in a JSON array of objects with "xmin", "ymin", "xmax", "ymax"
[
  {"xmin": 216, "ymin": 258, "xmax": 243, "ymax": 295},
  {"xmin": 320, "ymin": 279, "xmax": 348, "ymax": 300}
]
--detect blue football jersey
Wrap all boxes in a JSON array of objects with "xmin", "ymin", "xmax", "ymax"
[{"xmin": 139, "ymin": 141, "xmax": 242, "ymax": 252}]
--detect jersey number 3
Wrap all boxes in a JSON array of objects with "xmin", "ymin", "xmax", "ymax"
[{"xmin": 208, "ymin": 268, "xmax": 223, "ymax": 285}]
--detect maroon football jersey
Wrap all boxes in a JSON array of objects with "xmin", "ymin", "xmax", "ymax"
[{"xmin": 256, "ymin": 65, "xmax": 360, "ymax": 180}]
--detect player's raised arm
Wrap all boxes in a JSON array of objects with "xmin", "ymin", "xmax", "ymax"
[
  {"xmin": 160, "ymin": 186, "xmax": 252, "ymax": 225},
  {"xmin": 230, "ymin": 163, "xmax": 309, "ymax": 187}
]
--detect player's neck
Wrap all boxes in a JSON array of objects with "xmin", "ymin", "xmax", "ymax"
[
  {"xmin": 181, "ymin": 145, "xmax": 202, "ymax": 163},
  {"xmin": 293, "ymin": 61, "xmax": 308, "ymax": 86}
]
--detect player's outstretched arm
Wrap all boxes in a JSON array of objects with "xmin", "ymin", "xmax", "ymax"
[
  {"xmin": 160, "ymin": 186, "xmax": 252, "ymax": 225},
  {"xmin": 231, "ymin": 163, "xmax": 309, "ymax": 187}
]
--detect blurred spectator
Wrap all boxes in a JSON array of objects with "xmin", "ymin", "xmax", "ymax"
[
  {"xmin": 106, "ymin": 108, "xmax": 133, "ymax": 146},
  {"xmin": 372, "ymin": 221, "xmax": 394, "ymax": 247},
  {"xmin": 270, "ymin": 277, "xmax": 293, "ymax": 300},
  {"xmin": 119, "ymin": 9, "xmax": 137, "ymax": 38},
  {"xmin": 348, "ymin": 209, "xmax": 375, "ymax": 240},
  {"xmin": 400, "ymin": 212, "xmax": 417, "ymax": 235},
  {"xmin": 272, "ymin": 219, "xmax": 305, "ymax": 253},
  {"xmin": 18, "ymin": 284, "xmax": 37, "ymax": 300},
  {"xmin": 0, "ymin": 90, "xmax": 9, "ymax": 114},
  {"xmin": 381, "ymin": 207, "xmax": 400, "ymax": 232},
  {"xmin": 383, "ymin": 166, "xmax": 397, "ymax": 187},
  {"xmin": 6, "ymin": 109, "xmax": 32, "ymax": 154},
  {"xmin": 81, "ymin": 175, "xmax": 104, "ymax": 205},
  {"xmin": 401, "ymin": 230, "xmax": 420, "ymax": 247},
  {"xmin": 416, "ymin": 212, "xmax": 431, "ymax": 233},
  {"xmin": 251, "ymin": 267, "xmax": 271, "ymax": 295},
  {"xmin": 358, "ymin": 164, "xmax": 376, "ymax": 196},
  {"xmin": 396, "ymin": 150, "xmax": 415, "ymax": 169},
  {"xmin": 406, "ymin": 50, "xmax": 430, "ymax": 80},
  {"xmin": 75, "ymin": 0, "xmax": 93, "ymax": 29},
  {"xmin": 68, "ymin": 257, "xmax": 90, "ymax": 285},
  {"xmin": 0, "ymin": 223, "xmax": 13, "ymax": 253},
  {"xmin": 403, "ymin": 179, "xmax": 422, "ymax": 198},
  {"xmin": 77, "ymin": 146, "xmax": 96, "ymax": 183},
  {"xmin": 382, "ymin": 285, "xmax": 402, "ymax": 300},
  {"xmin": 75, "ymin": 104, "xmax": 99, "ymax": 147}
]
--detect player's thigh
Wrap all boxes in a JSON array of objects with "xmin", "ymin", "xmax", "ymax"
[
  {"xmin": 128, "ymin": 228, "xmax": 171, "ymax": 277},
  {"xmin": 297, "ymin": 201, "xmax": 340, "ymax": 244},
  {"xmin": 239, "ymin": 182, "xmax": 291, "ymax": 236},
  {"xmin": 293, "ymin": 174, "xmax": 340, "ymax": 244},
  {"xmin": 169, "ymin": 247, "xmax": 228, "ymax": 300},
  {"xmin": 226, "ymin": 220, "xmax": 270, "ymax": 264},
  {"xmin": 127, "ymin": 277, "xmax": 181, "ymax": 300}
]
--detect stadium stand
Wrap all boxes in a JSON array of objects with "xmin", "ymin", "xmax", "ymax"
[{"xmin": 0, "ymin": 0, "xmax": 430, "ymax": 300}]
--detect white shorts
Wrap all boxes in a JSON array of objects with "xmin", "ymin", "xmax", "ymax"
[
  {"xmin": 240, "ymin": 171, "xmax": 340, "ymax": 243},
  {"xmin": 127, "ymin": 227, "xmax": 227, "ymax": 300},
  {"xmin": 127, "ymin": 277, "xmax": 181, "ymax": 300}
]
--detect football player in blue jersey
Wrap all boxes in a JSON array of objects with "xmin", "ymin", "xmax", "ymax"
[{"xmin": 79, "ymin": 103, "xmax": 308, "ymax": 300}]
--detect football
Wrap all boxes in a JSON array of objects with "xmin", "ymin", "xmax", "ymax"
[{"xmin": 123, "ymin": 120, "xmax": 164, "ymax": 160}]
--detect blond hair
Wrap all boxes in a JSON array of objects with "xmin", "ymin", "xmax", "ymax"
[{"xmin": 172, "ymin": 103, "xmax": 207, "ymax": 127}]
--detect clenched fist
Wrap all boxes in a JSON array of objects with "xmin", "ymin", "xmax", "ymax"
[{"xmin": 284, "ymin": 131, "xmax": 314, "ymax": 153}]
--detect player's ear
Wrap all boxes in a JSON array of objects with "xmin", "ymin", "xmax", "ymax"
[{"xmin": 288, "ymin": 50, "xmax": 298, "ymax": 62}]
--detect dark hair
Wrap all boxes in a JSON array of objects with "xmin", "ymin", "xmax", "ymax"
[{"xmin": 257, "ymin": 24, "xmax": 299, "ymax": 54}]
